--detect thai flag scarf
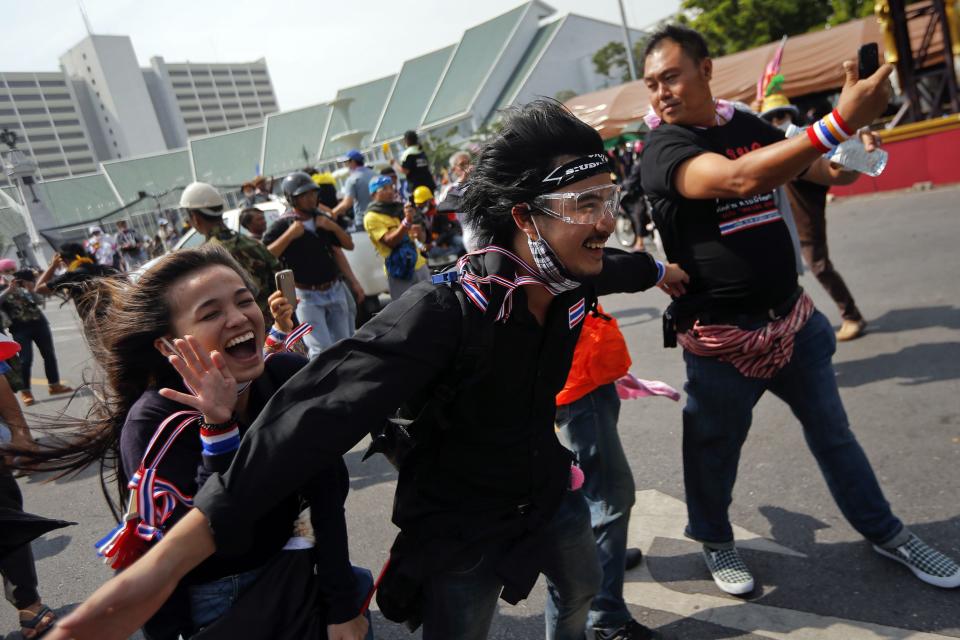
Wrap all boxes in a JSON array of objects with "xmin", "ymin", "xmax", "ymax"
[{"xmin": 454, "ymin": 245, "xmax": 579, "ymax": 321}]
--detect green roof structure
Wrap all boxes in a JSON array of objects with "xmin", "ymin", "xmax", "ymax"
[
  {"xmin": 374, "ymin": 46, "xmax": 455, "ymax": 143},
  {"xmin": 261, "ymin": 103, "xmax": 332, "ymax": 177},
  {"xmin": 422, "ymin": 4, "xmax": 528, "ymax": 127},
  {"xmin": 36, "ymin": 173, "xmax": 120, "ymax": 226},
  {"xmin": 190, "ymin": 125, "xmax": 263, "ymax": 188},
  {"xmin": 488, "ymin": 18, "xmax": 563, "ymax": 118},
  {"xmin": 319, "ymin": 75, "xmax": 396, "ymax": 161}
]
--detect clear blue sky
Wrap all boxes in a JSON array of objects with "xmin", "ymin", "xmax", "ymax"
[{"xmin": 5, "ymin": 0, "xmax": 681, "ymax": 110}]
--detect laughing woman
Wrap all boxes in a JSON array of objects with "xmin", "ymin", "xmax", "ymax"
[{"xmin": 25, "ymin": 246, "xmax": 370, "ymax": 640}]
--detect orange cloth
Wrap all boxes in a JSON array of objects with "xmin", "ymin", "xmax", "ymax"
[{"xmin": 556, "ymin": 305, "xmax": 631, "ymax": 406}]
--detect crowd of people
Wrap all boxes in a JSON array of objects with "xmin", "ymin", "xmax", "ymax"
[{"xmin": 0, "ymin": 22, "xmax": 955, "ymax": 640}]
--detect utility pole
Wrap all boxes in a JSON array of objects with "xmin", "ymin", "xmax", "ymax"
[{"xmin": 618, "ymin": 0, "xmax": 638, "ymax": 81}]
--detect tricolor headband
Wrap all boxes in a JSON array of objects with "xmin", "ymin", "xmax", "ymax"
[{"xmin": 537, "ymin": 153, "xmax": 610, "ymax": 193}]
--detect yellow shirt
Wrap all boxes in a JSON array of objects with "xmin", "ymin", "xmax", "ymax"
[{"xmin": 363, "ymin": 211, "xmax": 427, "ymax": 271}]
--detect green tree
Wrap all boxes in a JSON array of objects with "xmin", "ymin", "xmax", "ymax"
[
  {"xmin": 678, "ymin": 0, "xmax": 875, "ymax": 56},
  {"xmin": 554, "ymin": 89, "xmax": 578, "ymax": 103},
  {"xmin": 592, "ymin": 41, "xmax": 632, "ymax": 84},
  {"xmin": 420, "ymin": 127, "xmax": 462, "ymax": 179}
]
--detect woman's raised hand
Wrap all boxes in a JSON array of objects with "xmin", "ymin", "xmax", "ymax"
[{"xmin": 158, "ymin": 335, "xmax": 237, "ymax": 423}]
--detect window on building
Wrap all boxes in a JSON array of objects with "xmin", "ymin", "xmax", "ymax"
[
  {"xmin": 55, "ymin": 119, "xmax": 81, "ymax": 126},
  {"xmin": 195, "ymin": 81, "xmax": 212, "ymax": 88},
  {"xmin": 21, "ymin": 121, "xmax": 50, "ymax": 128},
  {"xmin": 47, "ymin": 106, "xmax": 75, "ymax": 114},
  {"xmin": 172, "ymin": 82, "xmax": 191, "ymax": 88},
  {"xmin": 113, "ymin": 141, "xmax": 118, "ymax": 147},
  {"xmin": 241, "ymin": 102, "xmax": 258, "ymax": 109},
  {"xmin": 215, "ymin": 81, "xmax": 232, "ymax": 88},
  {"xmin": 261, "ymin": 100, "xmax": 276, "ymax": 107},
  {"xmin": 16, "ymin": 107, "xmax": 47, "ymax": 115},
  {"xmin": 211, "ymin": 70, "xmax": 229, "ymax": 76},
  {"xmin": 44, "ymin": 172, "xmax": 68, "ymax": 179},
  {"xmin": 59, "ymin": 131, "xmax": 83, "ymax": 140},
  {"xmin": 184, "ymin": 116, "xmax": 202, "ymax": 124},
  {"xmin": 62, "ymin": 144, "xmax": 89, "ymax": 152},
  {"xmin": 38, "ymin": 159, "xmax": 65, "ymax": 169},
  {"xmin": 197, "ymin": 92, "xmax": 215, "ymax": 99},
  {"xmin": 0, "ymin": 94, "xmax": 9, "ymax": 102},
  {"xmin": 238, "ymin": 91, "xmax": 253, "ymax": 97},
  {"xmin": 90, "ymin": 78, "xmax": 96, "ymax": 85},
  {"xmin": 187, "ymin": 127, "xmax": 206, "ymax": 136},
  {"xmin": 27, "ymin": 133, "xmax": 56, "ymax": 142},
  {"xmin": 13, "ymin": 94, "xmax": 41, "ymax": 101},
  {"xmin": 181, "ymin": 104, "xmax": 199, "ymax": 112},
  {"xmin": 6, "ymin": 81, "xmax": 37, "ymax": 88},
  {"xmin": 168, "ymin": 70, "xmax": 187, "ymax": 77},
  {"xmin": 253, "ymin": 80, "xmax": 270, "ymax": 87},
  {"xmin": 45, "ymin": 92, "xmax": 70, "ymax": 100},
  {"xmin": 108, "ymin": 128, "xmax": 113, "ymax": 134},
  {"xmin": 38, "ymin": 80, "xmax": 66, "ymax": 88},
  {"xmin": 87, "ymin": 66, "xmax": 91, "ymax": 72},
  {"xmin": 222, "ymin": 102, "xmax": 239, "ymax": 110},
  {"xmin": 209, "ymin": 126, "xmax": 225, "ymax": 133}
]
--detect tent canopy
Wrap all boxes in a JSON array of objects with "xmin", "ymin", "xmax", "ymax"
[{"xmin": 567, "ymin": 7, "xmax": 945, "ymax": 139}]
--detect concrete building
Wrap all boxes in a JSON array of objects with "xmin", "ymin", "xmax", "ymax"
[
  {"xmin": 0, "ymin": 71, "xmax": 99, "ymax": 184},
  {"xmin": 60, "ymin": 35, "xmax": 169, "ymax": 162},
  {"xmin": 146, "ymin": 57, "xmax": 279, "ymax": 147}
]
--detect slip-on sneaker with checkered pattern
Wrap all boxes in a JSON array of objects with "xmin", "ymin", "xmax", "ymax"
[
  {"xmin": 874, "ymin": 534, "xmax": 960, "ymax": 588},
  {"xmin": 702, "ymin": 546, "xmax": 755, "ymax": 595}
]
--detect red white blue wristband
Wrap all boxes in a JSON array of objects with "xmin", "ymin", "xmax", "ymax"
[
  {"xmin": 807, "ymin": 109, "xmax": 855, "ymax": 154},
  {"xmin": 655, "ymin": 260, "xmax": 666, "ymax": 285}
]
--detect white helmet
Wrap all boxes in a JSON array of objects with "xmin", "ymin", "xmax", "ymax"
[{"xmin": 179, "ymin": 182, "xmax": 226, "ymax": 217}]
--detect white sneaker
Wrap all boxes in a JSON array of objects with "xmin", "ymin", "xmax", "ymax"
[
  {"xmin": 874, "ymin": 534, "xmax": 960, "ymax": 588},
  {"xmin": 702, "ymin": 546, "xmax": 755, "ymax": 595}
]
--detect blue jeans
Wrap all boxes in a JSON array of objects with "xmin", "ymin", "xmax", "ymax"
[
  {"xmin": 421, "ymin": 490, "xmax": 601, "ymax": 640},
  {"xmin": 188, "ymin": 566, "xmax": 262, "ymax": 630},
  {"xmin": 296, "ymin": 280, "xmax": 352, "ymax": 358},
  {"xmin": 189, "ymin": 565, "xmax": 374, "ymax": 638},
  {"xmin": 555, "ymin": 383, "xmax": 634, "ymax": 631},
  {"xmin": 682, "ymin": 309, "xmax": 904, "ymax": 547}
]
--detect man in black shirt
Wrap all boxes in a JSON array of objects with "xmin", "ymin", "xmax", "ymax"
[
  {"xmin": 640, "ymin": 25, "xmax": 959, "ymax": 595},
  {"xmin": 52, "ymin": 100, "xmax": 689, "ymax": 640},
  {"xmin": 394, "ymin": 130, "xmax": 437, "ymax": 196},
  {"xmin": 264, "ymin": 171, "xmax": 365, "ymax": 357}
]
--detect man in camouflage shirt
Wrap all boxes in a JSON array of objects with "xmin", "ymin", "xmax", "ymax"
[{"xmin": 179, "ymin": 182, "xmax": 280, "ymax": 322}]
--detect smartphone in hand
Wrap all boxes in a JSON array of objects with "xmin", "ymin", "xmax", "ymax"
[
  {"xmin": 858, "ymin": 43, "xmax": 880, "ymax": 80},
  {"xmin": 275, "ymin": 269, "xmax": 297, "ymax": 305}
]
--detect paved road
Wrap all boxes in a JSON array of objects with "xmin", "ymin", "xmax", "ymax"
[{"xmin": 3, "ymin": 185, "xmax": 958, "ymax": 639}]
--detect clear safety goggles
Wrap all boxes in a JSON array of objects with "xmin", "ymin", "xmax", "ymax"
[{"xmin": 531, "ymin": 184, "xmax": 621, "ymax": 225}]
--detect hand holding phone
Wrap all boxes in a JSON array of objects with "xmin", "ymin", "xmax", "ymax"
[
  {"xmin": 858, "ymin": 43, "xmax": 880, "ymax": 80},
  {"xmin": 275, "ymin": 269, "xmax": 297, "ymax": 306}
]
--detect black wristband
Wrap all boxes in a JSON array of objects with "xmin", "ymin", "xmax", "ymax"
[{"xmin": 200, "ymin": 413, "xmax": 238, "ymax": 431}]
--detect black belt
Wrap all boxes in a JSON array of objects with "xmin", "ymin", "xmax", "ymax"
[
  {"xmin": 696, "ymin": 286, "xmax": 804, "ymax": 327},
  {"xmin": 662, "ymin": 286, "xmax": 803, "ymax": 348}
]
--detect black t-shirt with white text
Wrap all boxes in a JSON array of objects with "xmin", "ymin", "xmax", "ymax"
[
  {"xmin": 401, "ymin": 146, "xmax": 437, "ymax": 192},
  {"xmin": 641, "ymin": 110, "xmax": 798, "ymax": 316}
]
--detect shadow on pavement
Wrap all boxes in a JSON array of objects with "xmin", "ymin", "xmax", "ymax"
[
  {"xmin": 644, "ymin": 507, "xmax": 960, "ymax": 636},
  {"xmin": 31, "ymin": 534, "xmax": 71, "ymax": 561},
  {"xmin": 867, "ymin": 306, "xmax": 960, "ymax": 334},
  {"xmin": 345, "ymin": 448, "xmax": 398, "ymax": 491},
  {"xmin": 833, "ymin": 342, "xmax": 960, "ymax": 387},
  {"xmin": 611, "ymin": 306, "xmax": 661, "ymax": 329}
]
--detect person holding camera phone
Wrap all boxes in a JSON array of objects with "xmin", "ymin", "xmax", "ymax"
[
  {"xmin": 265, "ymin": 172, "xmax": 365, "ymax": 358},
  {"xmin": 0, "ymin": 264, "xmax": 72, "ymax": 406},
  {"xmin": 363, "ymin": 175, "xmax": 430, "ymax": 301},
  {"xmin": 640, "ymin": 25, "xmax": 959, "ymax": 595}
]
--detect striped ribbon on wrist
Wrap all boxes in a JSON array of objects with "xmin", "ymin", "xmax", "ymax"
[
  {"xmin": 807, "ymin": 109, "xmax": 856, "ymax": 154},
  {"xmin": 199, "ymin": 416, "xmax": 240, "ymax": 457}
]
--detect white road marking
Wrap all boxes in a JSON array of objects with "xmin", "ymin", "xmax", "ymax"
[{"xmin": 626, "ymin": 490, "xmax": 954, "ymax": 639}]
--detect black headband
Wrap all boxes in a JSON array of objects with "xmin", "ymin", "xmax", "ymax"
[{"xmin": 537, "ymin": 153, "xmax": 610, "ymax": 192}]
